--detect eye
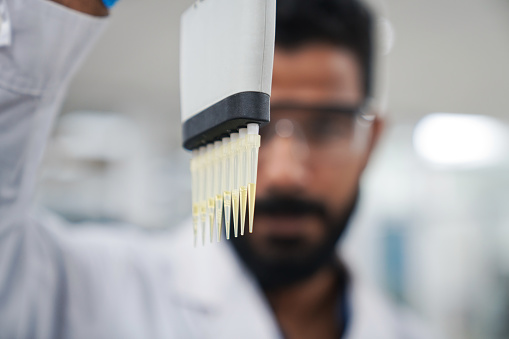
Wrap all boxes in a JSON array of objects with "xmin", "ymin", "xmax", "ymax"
[
  {"xmin": 309, "ymin": 117, "xmax": 336, "ymax": 137},
  {"xmin": 306, "ymin": 114, "xmax": 352, "ymax": 142}
]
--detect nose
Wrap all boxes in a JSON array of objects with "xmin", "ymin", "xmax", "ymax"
[{"xmin": 258, "ymin": 124, "xmax": 310, "ymax": 195}]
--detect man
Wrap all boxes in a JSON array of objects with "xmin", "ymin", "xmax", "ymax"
[
  {"xmin": 0, "ymin": 0, "xmax": 427, "ymax": 338},
  {"xmin": 231, "ymin": 1, "xmax": 382, "ymax": 338}
]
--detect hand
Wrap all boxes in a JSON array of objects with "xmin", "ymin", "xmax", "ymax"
[{"xmin": 50, "ymin": 0, "xmax": 108, "ymax": 17}]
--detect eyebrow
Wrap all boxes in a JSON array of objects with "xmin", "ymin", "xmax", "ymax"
[{"xmin": 270, "ymin": 102, "xmax": 364, "ymax": 115}]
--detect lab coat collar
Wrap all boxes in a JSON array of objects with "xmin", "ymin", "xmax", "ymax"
[
  {"xmin": 169, "ymin": 223, "xmax": 405, "ymax": 339},
  {"xmin": 168, "ymin": 223, "xmax": 283, "ymax": 338}
]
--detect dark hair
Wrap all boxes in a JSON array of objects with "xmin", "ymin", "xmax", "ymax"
[{"xmin": 275, "ymin": 0, "xmax": 375, "ymax": 98}]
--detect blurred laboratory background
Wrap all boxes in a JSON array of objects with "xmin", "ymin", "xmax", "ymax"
[{"xmin": 36, "ymin": 0, "xmax": 509, "ymax": 338}]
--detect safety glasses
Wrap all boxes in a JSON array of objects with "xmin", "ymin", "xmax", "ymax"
[{"xmin": 260, "ymin": 100, "xmax": 375, "ymax": 161}]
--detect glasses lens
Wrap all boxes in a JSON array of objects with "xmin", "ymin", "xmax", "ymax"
[
  {"xmin": 302, "ymin": 111, "xmax": 356, "ymax": 145},
  {"xmin": 261, "ymin": 107, "xmax": 356, "ymax": 143}
]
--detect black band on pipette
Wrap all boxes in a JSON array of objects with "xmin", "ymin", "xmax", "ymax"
[{"xmin": 182, "ymin": 91, "xmax": 270, "ymax": 150}]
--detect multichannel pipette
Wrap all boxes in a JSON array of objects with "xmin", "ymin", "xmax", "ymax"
[{"xmin": 180, "ymin": 0, "xmax": 275, "ymax": 245}]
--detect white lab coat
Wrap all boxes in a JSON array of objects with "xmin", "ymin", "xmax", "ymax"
[{"xmin": 0, "ymin": 1, "xmax": 431, "ymax": 338}]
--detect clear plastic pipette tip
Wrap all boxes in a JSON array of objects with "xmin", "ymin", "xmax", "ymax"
[
  {"xmin": 238, "ymin": 128, "xmax": 248, "ymax": 236},
  {"xmin": 214, "ymin": 140, "xmax": 223, "ymax": 242},
  {"xmin": 198, "ymin": 146, "xmax": 207, "ymax": 246},
  {"xmin": 247, "ymin": 123, "xmax": 260, "ymax": 234},
  {"xmin": 206, "ymin": 143, "xmax": 215, "ymax": 243},
  {"xmin": 222, "ymin": 137, "xmax": 232, "ymax": 240},
  {"xmin": 230, "ymin": 132, "xmax": 240, "ymax": 238},
  {"xmin": 191, "ymin": 149, "xmax": 199, "ymax": 247},
  {"xmin": 192, "ymin": 124, "xmax": 259, "ymax": 246}
]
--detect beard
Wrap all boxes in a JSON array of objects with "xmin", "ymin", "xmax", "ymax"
[{"xmin": 230, "ymin": 189, "xmax": 359, "ymax": 291}]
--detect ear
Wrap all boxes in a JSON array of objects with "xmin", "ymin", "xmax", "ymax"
[
  {"xmin": 368, "ymin": 114, "xmax": 385, "ymax": 154},
  {"xmin": 360, "ymin": 113, "xmax": 386, "ymax": 171}
]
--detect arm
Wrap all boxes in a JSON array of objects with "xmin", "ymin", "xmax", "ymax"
[
  {"xmin": 0, "ymin": 0, "xmax": 108, "ymax": 335},
  {"xmin": 50, "ymin": 0, "xmax": 109, "ymax": 16},
  {"xmin": 0, "ymin": 0, "xmax": 108, "ymax": 228}
]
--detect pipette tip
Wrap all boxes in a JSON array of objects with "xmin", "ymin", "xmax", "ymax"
[
  {"xmin": 240, "ymin": 186, "xmax": 247, "ymax": 236},
  {"xmin": 248, "ymin": 183, "xmax": 256, "ymax": 233},
  {"xmin": 190, "ymin": 124, "xmax": 260, "ymax": 246}
]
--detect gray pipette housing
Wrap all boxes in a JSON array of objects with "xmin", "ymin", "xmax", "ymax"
[{"xmin": 180, "ymin": 0, "xmax": 276, "ymax": 150}]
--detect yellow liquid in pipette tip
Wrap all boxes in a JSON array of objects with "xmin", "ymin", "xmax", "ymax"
[
  {"xmin": 223, "ymin": 191, "xmax": 231, "ymax": 240},
  {"xmin": 240, "ymin": 186, "xmax": 248, "ymax": 236},
  {"xmin": 215, "ymin": 195, "xmax": 223, "ymax": 242},
  {"xmin": 248, "ymin": 183, "xmax": 256, "ymax": 233},
  {"xmin": 192, "ymin": 204, "xmax": 199, "ymax": 224},
  {"xmin": 232, "ymin": 189, "xmax": 239, "ymax": 237},
  {"xmin": 208, "ymin": 198, "xmax": 215, "ymax": 243}
]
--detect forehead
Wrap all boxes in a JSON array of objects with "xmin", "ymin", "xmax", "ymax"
[{"xmin": 271, "ymin": 44, "xmax": 363, "ymax": 105}]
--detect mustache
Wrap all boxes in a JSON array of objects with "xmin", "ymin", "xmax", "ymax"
[{"xmin": 255, "ymin": 195, "xmax": 329, "ymax": 220}]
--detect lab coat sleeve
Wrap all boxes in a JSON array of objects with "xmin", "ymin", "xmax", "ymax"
[
  {"xmin": 0, "ymin": 0, "xmax": 107, "ymax": 224},
  {"xmin": 0, "ymin": 0, "xmax": 106, "ymax": 336}
]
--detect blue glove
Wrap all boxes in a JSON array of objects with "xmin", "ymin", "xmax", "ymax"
[{"xmin": 102, "ymin": 0, "xmax": 120, "ymax": 8}]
